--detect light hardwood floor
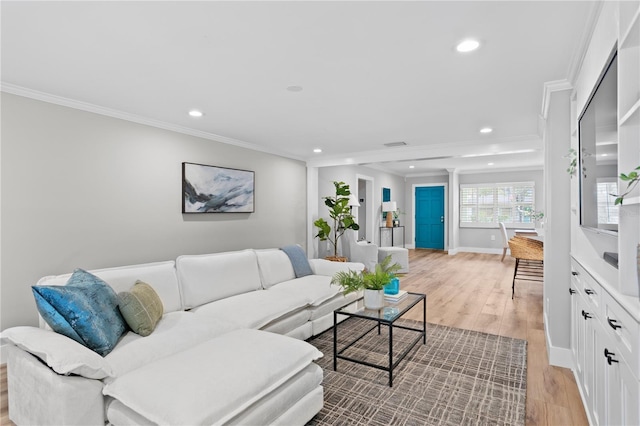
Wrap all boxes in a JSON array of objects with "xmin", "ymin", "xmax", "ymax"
[{"xmin": 0, "ymin": 250, "xmax": 588, "ymax": 425}]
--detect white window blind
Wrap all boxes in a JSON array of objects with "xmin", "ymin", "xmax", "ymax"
[
  {"xmin": 460, "ymin": 182, "xmax": 535, "ymax": 227},
  {"xmin": 596, "ymin": 180, "xmax": 618, "ymax": 225}
]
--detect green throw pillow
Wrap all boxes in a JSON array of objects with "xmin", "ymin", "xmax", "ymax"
[{"xmin": 118, "ymin": 281, "xmax": 164, "ymax": 337}]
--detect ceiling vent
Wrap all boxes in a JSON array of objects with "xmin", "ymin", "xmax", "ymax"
[{"xmin": 384, "ymin": 141, "xmax": 407, "ymax": 148}]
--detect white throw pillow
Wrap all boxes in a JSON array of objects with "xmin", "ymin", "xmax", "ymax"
[{"xmin": 2, "ymin": 326, "xmax": 114, "ymax": 379}]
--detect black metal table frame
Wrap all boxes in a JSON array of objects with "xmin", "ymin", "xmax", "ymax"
[{"xmin": 332, "ymin": 292, "xmax": 426, "ymax": 387}]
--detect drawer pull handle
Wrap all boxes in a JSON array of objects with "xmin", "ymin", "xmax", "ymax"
[
  {"xmin": 607, "ymin": 317, "xmax": 622, "ymax": 330},
  {"xmin": 585, "ymin": 289, "xmax": 595, "ymax": 295},
  {"xmin": 604, "ymin": 348, "xmax": 619, "ymax": 365},
  {"xmin": 571, "ymin": 271, "xmax": 578, "ymax": 276},
  {"xmin": 569, "ymin": 288, "xmax": 576, "ymax": 295},
  {"xmin": 581, "ymin": 310, "xmax": 592, "ymax": 320}
]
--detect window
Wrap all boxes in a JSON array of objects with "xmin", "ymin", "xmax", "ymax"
[
  {"xmin": 596, "ymin": 179, "xmax": 618, "ymax": 226},
  {"xmin": 460, "ymin": 182, "xmax": 536, "ymax": 227}
]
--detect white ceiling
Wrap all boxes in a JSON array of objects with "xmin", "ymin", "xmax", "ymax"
[{"xmin": 1, "ymin": 1, "xmax": 596, "ymax": 176}]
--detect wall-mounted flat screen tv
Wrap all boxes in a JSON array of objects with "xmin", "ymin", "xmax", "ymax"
[{"xmin": 578, "ymin": 50, "xmax": 618, "ymax": 234}]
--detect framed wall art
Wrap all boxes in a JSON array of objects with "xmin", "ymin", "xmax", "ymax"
[{"xmin": 182, "ymin": 162, "xmax": 255, "ymax": 213}]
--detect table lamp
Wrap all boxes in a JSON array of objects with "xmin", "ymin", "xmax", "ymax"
[{"xmin": 382, "ymin": 201, "xmax": 397, "ymax": 228}]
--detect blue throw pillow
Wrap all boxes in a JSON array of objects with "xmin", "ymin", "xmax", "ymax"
[
  {"xmin": 280, "ymin": 245, "xmax": 313, "ymax": 278},
  {"xmin": 32, "ymin": 268, "xmax": 127, "ymax": 356}
]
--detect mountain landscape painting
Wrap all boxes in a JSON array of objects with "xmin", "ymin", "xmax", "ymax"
[{"xmin": 182, "ymin": 162, "xmax": 255, "ymax": 213}]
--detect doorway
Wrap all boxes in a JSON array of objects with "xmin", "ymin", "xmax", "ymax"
[
  {"xmin": 356, "ymin": 175, "xmax": 374, "ymax": 242},
  {"xmin": 414, "ymin": 185, "xmax": 446, "ymax": 250}
]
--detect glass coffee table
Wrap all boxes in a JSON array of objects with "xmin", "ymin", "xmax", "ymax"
[{"xmin": 333, "ymin": 292, "xmax": 426, "ymax": 387}]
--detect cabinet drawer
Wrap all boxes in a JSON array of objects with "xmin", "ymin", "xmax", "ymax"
[
  {"xmin": 571, "ymin": 261, "xmax": 602, "ymax": 317},
  {"xmin": 603, "ymin": 291, "xmax": 639, "ymax": 379}
]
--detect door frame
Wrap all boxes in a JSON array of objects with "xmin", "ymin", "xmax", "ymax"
[
  {"xmin": 412, "ymin": 183, "xmax": 448, "ymax": 250},
  {"xmin": 356, "ymin": 174, "xmax": 375, "ymax": 243}
]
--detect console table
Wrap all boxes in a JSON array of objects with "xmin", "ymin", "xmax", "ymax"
[{"xmin": 379, "ymin": 226, "xmax": 405, "ymax": 247}]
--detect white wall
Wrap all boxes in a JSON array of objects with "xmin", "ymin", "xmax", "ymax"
[
  {"xmin": 0, "ymin": 93, "xmax": 307, "ymax": 329},
  {"xmin": 543, "ymin": 88, "xmax": 573, "ymax": 367}
]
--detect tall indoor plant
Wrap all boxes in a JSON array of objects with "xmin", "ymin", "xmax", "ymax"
[{"xmin": 314, "ymin": 181, "xmax": 359, "ymax": 261}]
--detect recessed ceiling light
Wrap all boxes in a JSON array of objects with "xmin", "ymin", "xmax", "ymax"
[
  {"xmin": 188, "ymin": 109, "xmax": 204, "ymax": 118},
  {"xmin": 286, "ymin": 86, "xmax": 303, "ymax": 92},
  {"xmin": 480, "ymin": 127, "xmax": 493, "ymax": 134},
  {"xmin": 488, "ymin": 162, "xmax": 494, "ymax": 166},
  {"xmin": 313, "ymin": 148, "xmax": 322, "ymax": 153},
  {"xmin": 456, "ymin": 39, "xmax": 480, "ymax": 53},
  {"xmin": 602, "ymin": 153, "xmax": 608, "ymax": 157},
  {"xmin": 409, "ymin": 165, "xmax": 415, "ymax": 169}
]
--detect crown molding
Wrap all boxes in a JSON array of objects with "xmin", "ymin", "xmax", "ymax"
[
  {"xmin": 566, "ymin": 1, "xmax": 604, "ymax": 86},
  {"xmin": 457, "ymin": 165, "xmax": 543, "ymax": 175},
  {"xmin": 0, "ymin": 83, "xmax": 305, "ymax": 163},
  {"xmin": 540, "ymin": 79, "xmax": 573, "ymax": 119}
]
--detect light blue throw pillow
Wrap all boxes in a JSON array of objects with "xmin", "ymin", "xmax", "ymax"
[
  {"xmin": 32, "ymin": 268, "xmax": 127, "ymax": 356},
  {"xmin": 280, "ymin": 245, "xmax": 313, "ymax": 278}
]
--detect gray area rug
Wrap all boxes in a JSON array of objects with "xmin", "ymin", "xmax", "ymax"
[{"xmin": 307, "ymin": 318, "xmax": 527, "ymax": 426}]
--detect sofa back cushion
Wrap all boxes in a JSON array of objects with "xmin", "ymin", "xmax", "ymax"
[
  {"xmin": 176, "ymin": 250, "xmax": 262, "ymax": 309},
  {"xmin": 36, "ymin": 261, "xmax": 182, "ymax": 321},
  {"xmin": 254, "ymin": 249, "xmax": 296, "ymax": 289}
]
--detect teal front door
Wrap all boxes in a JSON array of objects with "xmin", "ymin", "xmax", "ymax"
[{"xmin": 415, "ymin": 186, "xmax": 445, "ymax": 250}]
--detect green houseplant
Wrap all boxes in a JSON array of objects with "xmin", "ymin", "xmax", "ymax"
[
  {"xmin": 314, "ymin": 181, "xmax": 359, "ymax": 261},
  {"xmin": 331, "ymin": 255, "xmax": 402, "ymax": 309},
  {"xmin": 613, "ymin": 165, "xmax": 640, "ymax": 205}
]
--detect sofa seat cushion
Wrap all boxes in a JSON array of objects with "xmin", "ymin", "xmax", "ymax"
[
  {"xmin": 104, "ymin": 311, "xmax": 239, "ymax": 379},
  {"xmin": 308, "ymin": 290, "xmax": 362, "ymax": 320},
  {"xmin": 191, "ymin": 289, "xmax": 309, "ymax": 330},
  {"xmin": 106, "ymin": 364, "xmax": 323, "ymax": 426},
  {"xmin": 260, "ymin": 308, "xmax": 311, "ymax": 335},
  {"xmin": 103, "ymin": 329, "xmax": 323, "ymax": 425},
  {"xmin": 268, "ymin": 274, "xmax": 344, "ymax": 306}
]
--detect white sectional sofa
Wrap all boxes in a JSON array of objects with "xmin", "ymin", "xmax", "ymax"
[{"xmin": 2, "ymin": 248, "xmax": 364, "ymax": 425}]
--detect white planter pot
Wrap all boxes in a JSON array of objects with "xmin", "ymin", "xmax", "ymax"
[{"xmin": 364, "ymin": 289, "xmax": 385, "ymax": 310}]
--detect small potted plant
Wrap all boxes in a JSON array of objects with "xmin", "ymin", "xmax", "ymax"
[
  {"xmin": 331, "ymin": 255, "xmax": 401, "ymax": 309},
  {"xmin": 314, "ymin": 181, "xmax": 359, "ymax": 261}
]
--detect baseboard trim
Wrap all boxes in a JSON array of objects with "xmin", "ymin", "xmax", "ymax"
[
  {"xmin": 544, "ymin": 313, "xmax": 574, "ymax": 369},
  {"xmin": 454, "ymin": 247, "xmax": 504, "ymax": 255}
]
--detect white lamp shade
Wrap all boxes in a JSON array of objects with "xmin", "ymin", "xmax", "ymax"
[
  {"xmin": 348, "ymin": 194, "xmax": 360, "ymax": 207},
  {"xmin": 382, "ymin": 201, "xmax": 397, "ymax": 212}
]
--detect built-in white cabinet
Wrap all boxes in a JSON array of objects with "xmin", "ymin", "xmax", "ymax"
[
  {"xmin": 571, "ymin": 258, "xmax": 640, "ymax": 426},
  {"xmin": 568, "ymin": 3, "xmax": 640, "ymax": 424}
]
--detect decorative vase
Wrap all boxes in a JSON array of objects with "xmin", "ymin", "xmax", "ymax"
[
  {"xmin": 384, "ymin": 277, "xmax": 400, "ymax": 295},
  {"xmin": 364, "ymin": 289, "xmax": 385, "ymax": 310}
]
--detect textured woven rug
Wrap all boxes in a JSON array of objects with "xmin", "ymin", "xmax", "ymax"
[{"xmin": 306, "ymin": 318, "xmax": 527, "ymax": 426}]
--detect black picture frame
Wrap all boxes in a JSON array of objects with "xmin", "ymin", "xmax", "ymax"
[{"xmin": 182, "ymin": 162, "xmax": 255, "ymax": 213}]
